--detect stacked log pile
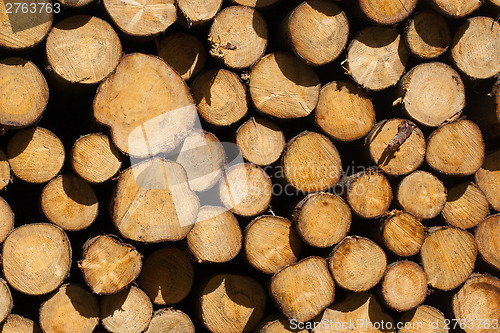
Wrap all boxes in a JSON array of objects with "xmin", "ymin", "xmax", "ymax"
[{"xmin": 0, "ymin": 0, "xmax": 499, "ymax": 332}]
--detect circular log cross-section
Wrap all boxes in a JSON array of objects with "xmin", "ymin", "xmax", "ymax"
[
  {"xmin": 397, "ymin": 171, "xmax": 447, "ymax": 220},
  {"xmin": 366, "ymin": 119, "xmax": 425, "ymax": 176},
  {"xmin": 59, "ymin": 0, "xmax": 94, "ymax": 7},
  {"xmin": 0, "ymin": 150, "xmax": 10, "ymax": 191},
  {"xmin": 199, "ymin": 274, "xmax": 266, "ymax": 333},
  {"xmin": 0, "ymin": 314, "xmax": 42, "ymax": 333},
  {"xmin": 46, "ymin": 16, "xmax": 121, "ymax": 84},
  {"xmin": 177, "ymin": 0, "xmax": 222, "ymax": 25},
  {"xmin": 0, "ymin": 58, "xmax": 48, "ymax": 128},
  {"xmin": 382, "ymin": 210, "xmax": 425, "ymax": 257},
  {"xmin": 453, "ymin": 274, "xmax": 500, "ymax": 333},
  {"xmin": 219, "ymin": 163, "xmax": 272, "ymax": 217},
  {"xmin": 0, "ymin": 279, "xmax": 11, "ymax": 325},
  {"xmin": 191, "ymin": 69, "xmax": 248, "ymax": 127},
  {"xmin": 381, "ymin": 261, "xmax": 428, "ymax": 312},
  {"xmin": 431, "ymin": 0, "xmax": 483, "ymax": 18},
  {"xmin": 475, "ymin": 214, "xmax": 500, "ymax": 271},
  {"xmin": 187, "ymin": 206, "xmax": 242, "ymax": 264},
  {"xmin": 0, "ymin": 198, "xmax": 14, "ymax": 245},
  {"xmin": 137, "ymin": 247, "xmax": 193, "ymax": 305},
  {"xmin": 208, "ymin": 6, "xmax": 268, "ymax": 69},
  {"xmin": 113, "ymin": 158, "xmax": 199, "ymax": 242},
  {"xmin": 0, "ymin": 0, "xmax": 52, "ymax": 49},
  {"xmin": 400, "ymin": 62, "xmax": 465, "ymax": 127},
  {"xmin": 233, "ymin": 0, "xmax": 279, "ymax": 8},
  {"xmin": 399, "ymin": 305, "xmax": 448, "ymax": 333},
  {"xmin": 329, "ymin": 236, "xmax": 387, "ymax": 292},
  {"xmin": 39, "ymin": 284, "xmax": 99, "ymax": 333},
  {"xmin": 475, "ymin": 149, "xmax": 500, "ymax": 212},
  {"xmin": 145, "ymin": 309, "xmax": 194, "ymax": 333},
  {"xmin": 41, "ymin": 174, "xmax": 98, "ymax": 231},
  {"xmin": 346, "ymin": 27, "xmax": 408, "ymax": 91},
  {"xmin": 71, "ymin": 133, "xmax": 122, "ymax": 184},
  {"xmin": 359, "ymin": 0, "xmax": 418, "ymax": 25},
  {"xmin": 292, "ymin": 192, "xmax": 351, "ymax": 248},
  {"xmin": 404, "ymin": 10, "xmax": 451, "ymax": 59},
  {"xmin": 79, "ymin": 235, "xmax": 142, "ymax": 295},
  {"xmin": 426, "ymin": 120, "xmax": 484, "ymax": 175},
  {"xmin": 287, "ymin": 0, "xmax": 349, "ymax": 66},
  {"xmin": 451, "ymin": 17, "xmax": 500, "ymax": 79},
  {"xmin": 315, "ymin": 81, "xmax": 375, "ymax": 141},
  {"xmin": 157, "ymin": 33, "xmax": 207, "ymax": 81},
  {"xmin": 2, "ymin": 223, "xmax": 71, "ymax": 295},
  {"xmin": 441, "ymin": 182, "xmax": 489, "ymax": 229},
  {"xmin": 104, "ymin": 0, "xmax": 176, "ymax": 36},
  {"xmin": 420, "ymin": 227, "xmax": 477, "ymax": 291},
  {"xmin": 283, "ymin": 132, "xmax": 342, "ymax": 193},
  {"xmin": 94, "ymin": 53, "xmax": 197, "ymax": 158},
  {"xmin": 236, "ymin": 118, "xmax": 285, "ymax": 166},
  {"xmin": 7, "ymin": 127, "xmax": 65, "ymax": 184},
  {"xmin": 250, "ymin": 52, "xmax": 321, "ymax": 119},
  {"xmin": 244, "ymin": 215, "xmax": 301, "ymax": 274},
  {"xmin": 270, "ymin": 257, "xmax": 334, "ymax": 322},
  {"xmin": 101, "ymin": 286, "xmax": 153, "ymax": 333}
]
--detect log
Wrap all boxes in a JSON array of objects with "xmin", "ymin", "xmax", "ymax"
[
  {"xmin": 144, "ymin": 309, "xmax": 194, "ymax": 333},
  {"xmin": 475, "ymin": 149, "xmax": 500, "ymax": 211},
  {"xmin": 329, "ymin": 236, "xmax": 387, "ymax": 292},
  {"xmin": 199, "ymin": 274, "xmax": 266, "ymax": 333},
  {"xmin": 282, "ymin": 131, "xmax": 342, "ymax": 193},
  {"xmin": 270, "ymin": 257, "xmax": 334, "ymax": 322},
  {"xmin": 208, "ymin": 6, "xmax": 268, "ymax": 69},
  {"xmin": 0, "ymin": 150, "xmax": 9, "ymax": 190},
  {"xmin": 219, "ymin": 163, "xmax": 272, "ymax": 216},
  {"xmin": 346, "ymin": 27, "xmax": 408, "ymax": 91},
  {"xmin": 249, "ymin": 52, "xmax": 321, "ymax": 119},
  {"xmin": 41, "ymin": 174, "xmax": 99, "ymax": 231},
  {"xmin": 287, "ymin": 0, "xmax": 349, "ymax": 66},
  {"xmin": 59, "ymin": 0, "xmax": 94, "ymax": 7},
  {"xmin": 175, "ymin": 130, "xmax": 225, "ymax": 192},
  {"xmin": 259, "ymin": 316, "xmax": 308, "ymax": 333},
  {"xmin": 187, "ymin": 206, "xmax": 242, "ymax": 264},
  {"xmin": 79, "ymin": 235, "xmax": 142, "ymax": 295},
  {"xmin": 0, "ymin": 0, "xmax": 52, "ymax": 49},
  {"xmin": 397, "ymin": 171, "xmax": 447, "ymax": 220},
  {"xmin": 103, "ymin": 0, "xmax": 176, "ymax": 36},
  {"xmin": 0, "ymin": 197, "xmax": 13, "ymax": 244},
  {"xmin": 157, "ymin": 32, "xmax": 207, "ymax": 81},
  {"xmin": 430, "ymin": 0, "xmax": 483, "ymax": 18},
  {"xmin": 451, "ymin": 16, "xmax": 500, "ymax": 79},
  {"xmin": 46, "ymin": 16, "xmax": 121, "ymax": 84},
  {"xmin": 0, "ymin": 315, "xmax": 41, "ymax": 333},
  {"xmin": 420, "ymin": 227, "xmax": 477, "ymax": 290},
  {"xmin": 0, "ymin": 279, "xmax": 11, "ymax": 325},
  {"xmin": 381, "ymin": 210, "xmax": 424, "ymax": 257},
  {"xmin": 244, "ymin": 215, "xmax": 302, "ymax": 274},
  {"xmin": 177, "ymin": 0, "xmax": 222, "ymax": 26},
  {"xmin": 381, "ymin": 261, "xmax": 427, "ymax": 312},
  {"xmin": 359, "ymin": 0, "xmax": 417, "ymax": 25},
  {"xmin": 112, "ymin": 158, "xmax": 199, "ymax": 242},
  {"xmin": 475, "ymin": 214, "xmax": 500, "ymax": 271},
  {"xmin": 233, "ymin": 0, "xmax": 279, "ymax": 8},
  {"xmin": 426, "ymin": 120, "xmax": 484, "ymax": 175},
  {"xmin": 39, "ymin": 284, "xmax": 99, "ymax": 333},
  {"xmin": 452, "ymin": 274, "xmax": 500, "ymax": 333},
  {"xmin": 315, "ymin": 81, "xmax": 375, "ymax": 141},
  {"xmin": 366, "ymin": 119, "xmax": 425, "ymax": 176},
  {"xmin": 7, "ymin": 127, "xmax": 65, "ymax": 184},
  {"xmin": 2, "ymin": 223, "xmax": 71, "ymax": 295},
  {"xmin": 0, "ymin": 58, "xmax": 48, "ymax": 128},
  {"xmin": 399, "ymin": 305, "xmax": 448, "ymax": 333},
  {"xmin": 399, "ymin": 62, "xmax": 465, "ymax": 127},
  {"xmin": 71, "ymin": 133, "xmax": 122, "ymax": 184},
  {"xmin": 292, "ymin": 192, "xmax": 351, "ymax": 248},
  {"xmin": 404, "ymin": 10, "xmax": 451, "ymax": 59},
  {"xmin": 441, "ymin": 182, "xmax": 489, "ymax": 229},
  {"xmin": 313, "ymin": 292, "xmax": 394, "ymax": 333},
  {"xmin": 93, "ymin": 53, "xmax": 197, "ymax": 158},
  {"xmin": 236, "ymin": 118, "xmax": 285, "ymax": 166},
  {"xmin": 191, "ymin": 69, "xmax": 248, "ymax": 126},
  {"xmin": 340, "ymin": 169, "xmax": 393, "ymax": 219},
  {"xmin": 137, "ymin": 247, "xmax": 193, "ymax": 305},
  {"xmin": 101, "ymin": 286, "xmax": 153, "ymax": 333}
]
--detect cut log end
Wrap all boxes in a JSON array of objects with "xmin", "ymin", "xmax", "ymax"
[
  {"xmin": 59, "ymin": 0, "xmax": 95, "ymax": 7},
  {"xmin": 0, "ymin": 279, "xmax": 12, "ymax": 324},
  {"xmin": 431, "ymin": 0, "xmax": 483, "ymax": 18},
  {"xmin": 233, "ymin": 0, "xmax": 279, "ymax": 8},
  {"xmin": 329, "ymin": 236, "xmax": 387, "ymax": 292},
  {"xmin": 420, "ymin": 227, "xmax": 477, "ymax": 291},
  {"xmin": 399, "ymin": 305, "xmax": 448, "ymax": 333},
  {"xmin": 0, "ymin": 197, "xmax": 14, "ymax": 244},
  {"xmin": 177, "ymin": 0, "xmax": 222, "ymax": 25},
  {"xmin": 0, "ymin": 150, "xmax": 10, "ymax": 191},
  {"xmin": 405, "ymin": 10, "xmax": 451, "ymax": 59},
  {"xmin": 382, "ymin": 210, "xmax": 424, "ymax": 257},
  {"xmin": 145, "ymin": 309, "xmax": 194, "ymax": 333},
  {"xmin": 359, "ymin": 0, "xmax": 418, "ymax": 25},
  {"xmin": 475, "ymin": 214, "xmax": 500, "ymax": 271},
  {"xmin": 475, "ymin": 149, "xmax": 500, "ymax": 212},
  {"xmin": 0, "ymin": 315, "xmax": 42, "ymax": 333},
  {"xmin": 441, "ymin": 182, "xmax": 489, "ymax": 229}
]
